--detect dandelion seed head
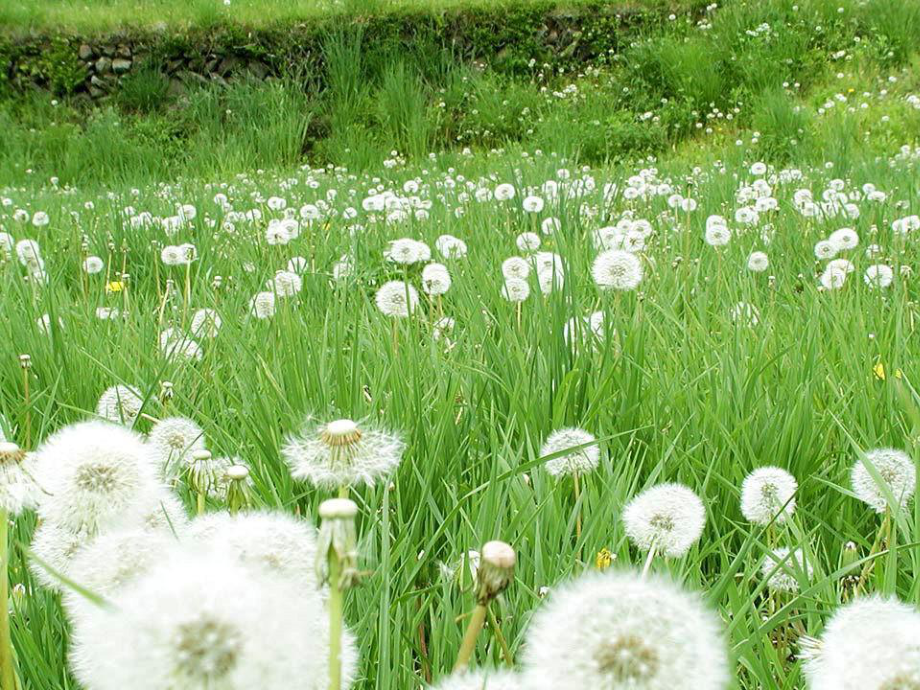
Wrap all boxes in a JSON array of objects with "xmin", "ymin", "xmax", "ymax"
[
  {"xmin": 803, "ymin": 596, "xmax": 920, "ymax": 690},
  {"xmin": 501, "ymin": 278, "xmax": 530, "ymax": 303},
  {"xmin": 762, "ymin": 547, "xmax": 812, "ymax": 593},
  {"xmin": 70, "ymin": 550, "xmax": 329, "ymax": 690},
  {"xmin": 96, "ymin": 385, "xmax": 144, "ymax": 426},
  {"xmin": 540, "ymin": 428, "xmax": 600, "ymax": 478},
  {"xmin": 147, "ymin": 416, "xmax": 205, "ymax": 474},
  {"xmin": 188, "ymin": 511, "xmax": 319, "ymax": 590},
  {"xmin": 740, "ymin": 466, "xmax": 797, "ymax": 525},
  {"xmin": 282, "ymin": 417, "xmax": 404, "ymax": 489},
  {"xmin": 523, "ymin": 571, "xmax": 729, "ymax": 690},
  {"xmin": 421, "ymin": 263, "xmax": 452, "ymax": 295},
  {"xmin": 375, "ymin": 281, "xmax": 419, "ymax": 318},
  {"xmin": 851, "ymin": 448, "xmax": 916, "ymax": 513},
  {"xmin": 0, "ymin": 442, "xmax": 39, "ymax": 515},
  {"xmin": 34, "ymin": 420, "xmax": 160, "ymax": 534},
  {"xmin": 428, "ymin": 670, "xmax": 526, "ymax": 690},
  {"xmin": 622, "ymin": 483, "xmax": 706, "ymax": 558},
  {"xmin": 592, "ymin": 250, "xmax": 643, "ymax": 291}
]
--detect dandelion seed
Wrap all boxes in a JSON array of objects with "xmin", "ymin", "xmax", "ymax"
[
  {"xmin": 421, "ymin": 263, "xmax": 452, "ymax": 296},
  {"xmin": 33, "ymin": 420, "xmax": 161, "ymax": 535},
  {"xmin": 747, "ymin": 251, "xmax": 769, "ymax": 273},
  {"xmin": 63, "ymin": 528, "xmax": 173, "ymax": 622},
  {"xmin": 762, "ymin": 547, "xmax": 812, "ymax": 593},
  {"xmin": 851, "ymin": 448, "xmax": 916, "ymax": 513},
  {"xmin": 740, "ymin": 467, "xmax": 798, "ymax": 526},
  {"xmin": 250, "ymin": 292, "xmax": 276, "ymax": 319},
  {"xmin": 864, "ymin": 264, "xmax": 893, "ymax": 288},
  {"xmin": 802, "ymin": 596, "xmax": 920, "ymax": 690},
  {"xmin": 523, "ymin": 571, "xmax": 729, "ymax": 690},
  {"xmin": 501, "ymin": 257, "xmax": 531, "ymax": 280},
  {"xmin": 83, "ymin": 256, "xmax": 104, "ymax": 274},
  {"xmin": 282, "ymin": 417, "xmax": 404, "ymax": 489},
  {"xmin": 29, "ymin": 520, "xmax": 86, "ymax": 592},
  {"xmin": 622, "ymin": 483, "xmax": 706, "ymax": 559},
  {"xmin": 96, "ymin": 385, "xmax": 144, "ymax": 426},
  {"xmin": 69, "ymin": 550, "xmax": 330, "ymax": 690},
  {"xmin": 540, "ymin": 428, "xmax": 600, "ymax": 478},
  {"xmin": 147, "ymin": 416, "xmax": 206, "ymax": 474},
  {"xmin": 0, "ymin": 442, "xmax": 39, "ymax": 515},
  {"xmin": 592, "ymin": 250, "xmax": 643, "ymax": 291},
  {"xmin": 501, "ymin": 278, "xmax": 530, "ymax": 303},
  {"xmin": 375, "ymin": 281, "xmax": 419, "ymax": 318},
  {"xmin": 188, "ymin": 511, "xmax": 320, "ymax": 590}
]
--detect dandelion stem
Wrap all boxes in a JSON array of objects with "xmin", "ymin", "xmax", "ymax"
[
  {"xmin": 453, "ymin": 602, "xmax": 488, "ymax": 672},
  {"xmin": 641, "ymin": 545, "xmax": 657, "ymax": 579},
  {"xmin": 20, "ymin": 366, "xmax": 30, "ymax": 451},
  {"xmin": 572, "ymin": 472, "xmax": 581, "ymax": 541},
  {"xmin": 327, "ymin": 542, "xmax": 344, "ymax": 690},
  {"xmin": 338, "ymin": 485, "xmax": 349, "ymax": 499},
  {"xmin": 0, "ymin": 509, "xmax": 18, "ymax": 690},
  {"xmin": 486, "ymin": 605, "xmax": 514, "ymax": 667},
  {"xmin": 196, "ymin": 491, "xmax": 206, "ymax": 516}
]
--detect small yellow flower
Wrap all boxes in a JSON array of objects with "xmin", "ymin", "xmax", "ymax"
[
  {"xmin": 106, "ymin": 281, "xmax": 124, "ymax": 293},
  {"xmin": 874, "ymin": 362, "xmax": 886, "ymax": 380},
  {"xmin": 595, "ymin": 547, "xmax": 613, "ymax": 571},
  {"xmin": 874, "ymin": 362, "xmax": 903, "ymax": 381}
]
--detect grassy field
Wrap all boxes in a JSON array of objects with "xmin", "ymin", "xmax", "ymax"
[
  {"xmin": 2, "ymin": 0, "xmax": 920, "ymax": 689},
  {"xmin": 0, "ymin": 0, "xmax": 693, "ymax": 33}
]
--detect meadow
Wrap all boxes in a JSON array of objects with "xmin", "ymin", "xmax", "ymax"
[{"xmin": 2, "ymin": 0, "xmax": 920, "ymax": 689}]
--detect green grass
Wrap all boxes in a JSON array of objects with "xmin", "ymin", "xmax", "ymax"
[
  {"xmin": 0, "ymin": 0, "xmax": 696, "ymax": 33},
  {"xmin": 2, "ymin": 134, "xmax": 920, "ymax": 689}
]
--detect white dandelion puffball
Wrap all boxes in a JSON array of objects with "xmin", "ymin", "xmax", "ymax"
[
  {"xmin": 851, "ymin": 448, "xmax": 916, "ymax": 513},
  {"xmin": 522, "ymin": 195, "xmax": 544, "ymax": 213},
  {"xmin": 705, "ymin": 225, "xmax": 732, "ymax": 247},
  {"xmin": 501, "ymin": 278, "xmax": 530, "ymax": 303},
  {"xmin": 762, "ymin": 547, "xmax": 812, "ymax": 593},
  {"xmin": 385, "ymin": 238, "xmax": 429, "ymax": 265},
  {"xmin": 740, "ymin": 467, "xmax": 798, "ymax": 526},
  {"xmin": 592, "ymin": 250, "xmax": 643, "ymax": 291},
  {"xmin": 540, "ymin": 428, "xmax": 600, "ymax": 478},
  {"xmin": 820, "ymin": 266, "xmax": 847, "ymax": 290},
  {"xmin": 730, "ymin": 302, "xmax": 760, "ymax": 327},
  {"xmin": 421, "ymin": 263, "xmax": 452, "ymax": 296},
  {"xmin": 814, "ymin": 240, "xmax": 838, "ymax": 260},
  {"xmin": 428, "ymin": 670, "xmax": 526, "ymax": 690},
  {"xmin": 622, "ymin": 483, "xmax": 706, "ymax": 558},
  {"xmin": 375, "ymin": 281, "xmax": 419, "ymax": 318},
  {"xmin": 64, "ymin": 528, "xmax": 174, "ymax": 622},
  {"xmin": 69, "ymin": 551, "xmax": 329, "ymax": 690},
  {"xmin": 33, "ymin": 420, "xmax": 160, "ymax": 534},
  {"xmin": 83, "ymin": 256, "xmax": 104, "ymax": 274},
  {"xmin": 523, "ymin": 571, "xmax": 729, "ymax": 690},
  {"xmin": 250, "ymin": 291, "xmax": 276, "ymax": 319},
  {"xmin": 96, "ymin": 385, "xmax": 145, "ymax": 426},
  {"xmin": 136, "ymin": 487, "xmax": 190, "ymax": 534},
  {"xmin": 436, "ymin": 234, "xmax": 468, "ymax": 259},
  {"xmin": 747, "ymin": 251, "xmax": 769, "ymax": 273},
  {"xmin": 190, "ymin": 309, "xmax": 222, "ymax": 338},
  {"xmin": 502, "ymin": 256, "xmax": 531, "ymax": 280},
  {"xmin": 803, "ymin": 596, "xmax": 920, "ymax": 690},
  {"xmin": 30, "ymin": 520, "xmax": 86, "ymax": 592},
  {"xmin": 864, "ymin": 264, "xmax": 894, "ymax": 288},
  {"xmin": 516, "ymin": 232, "xmax": 541, "ymax": 252},
  {"xmin": 188, "ymin": 511, "xmax": 319, "ymax": 589},
  {"xmin": 0, "ymin": 442, "xmax": 40, "ymax": 515},
  {"xmin": 147, "ymin": 416, "xmax": 206, "ymax": 473},
  {"xmin": 271, "ymin": 270, "xmax": 303, "ymax": 297},
  {"xmin": 564, "ymin": 312, "xmax": 612, "ymax": 355},
  {"xmin": 829, "ymin": 227, "xmax": 859, "ymax": 250},
  {"xmin": 282, "ymin": 417, "xmax": 405, "ymax": 489},
  {"xmin": 495, "ymin": 183, "xmax": 516, "ymax": 201}
]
